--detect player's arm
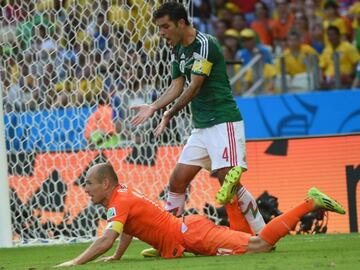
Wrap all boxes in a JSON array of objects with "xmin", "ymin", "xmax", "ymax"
[
  {"xmin": 113, "ymin": 232, "xmax": 133, "ymax": 259},
  {"xmin": 54, "ymin": 222, "xmax": 123, "ymax": 267},
  {"xmin": 130, "ymin": 76, "xmax": 185, "ymax": 126},
  {"xmin": 96, "ymin": 232, "xmax": 133, "ymax": 262},
  {"xmin": 154, "ymin": 74, "xmax": 205, "ymax": 137},
  {"xmin": 166, "ymin": 74, "xmax": 205, "ymax": 119},
  {"xmin": 152, "ymin": 76, "xmax": 186, "ymax": 111}
]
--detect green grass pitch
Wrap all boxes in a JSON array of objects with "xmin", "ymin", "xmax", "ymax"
[{"xmin": 1, "ymin": 234, "xmax": 359, "ymax": 270}]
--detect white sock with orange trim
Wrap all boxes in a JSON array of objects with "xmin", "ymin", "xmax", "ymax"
[
  {"xmin": 237, "ymin": 186, "xmax": 266, "ymax": 234},
  {"xmin": 165, "ymin": 191, "xmax": 185, "ymax": 217}
]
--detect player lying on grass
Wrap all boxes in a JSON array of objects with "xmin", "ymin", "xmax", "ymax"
[{"xmin": 55, "ymin": 163, "xmax": 345, "ymax": 267}]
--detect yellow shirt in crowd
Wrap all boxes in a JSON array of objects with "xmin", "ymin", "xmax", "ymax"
[
  {"xmin": 276, "ymin": 45, "xmax": 318, "ymax": 77},
  {"xmin": 319, "ymin": 41, "xmax": 360, "ymax": 77}
]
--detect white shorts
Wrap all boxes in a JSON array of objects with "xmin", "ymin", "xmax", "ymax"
[{"xmin": 178, "ymin": 121, "xmax": 247, "ymax": 171}]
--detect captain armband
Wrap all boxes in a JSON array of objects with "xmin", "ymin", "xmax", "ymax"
[
  {"xmin": 192, "ymin": 58, "xmax": 213, "ymax": 76},
  {"xmin": 105, "ymin": 221, "xmax": 124, "ymax": 234}
]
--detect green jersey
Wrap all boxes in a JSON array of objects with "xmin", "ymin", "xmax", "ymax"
[{"xmin": 171, "ymin": 31, "xmax": 242, "ymax": 128}]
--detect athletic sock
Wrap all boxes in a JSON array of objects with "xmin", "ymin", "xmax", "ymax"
[
  {"xmin": 237, "ymin": 187, "xmax": 266, "ymax": 234},
  {"xmin": 225, "ymin": 196, "xmax": 254, "ymax": 235},
  {"xmin": 259, "ymin": 199, "xmax": 315, "ymax": 245},
  {"xmin": 165, "ymin": 191, "xmax": 185, "ymax": 217}
]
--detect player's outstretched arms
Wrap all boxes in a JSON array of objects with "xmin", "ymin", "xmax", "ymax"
[
  {"xmin": 154, "ymin": 110, "xmax": 171, "ymax": 137},
  {"xmin": 54, "ymin": 229, "xmax": 119, "ymax": 267},
  {"xmin": 130, "ymin": 104, "xmax": 157, "ymax": 126},
  {"xmin": 130, "ymin": 77, "xmax": 185, "ymax": 126}
]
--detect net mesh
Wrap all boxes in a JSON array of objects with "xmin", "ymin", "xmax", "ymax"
[{"xmin": 0, "ymin": 0, "xmax": 223, "ymax": 245}]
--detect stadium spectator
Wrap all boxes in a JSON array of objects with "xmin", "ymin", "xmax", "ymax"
[
  {"xmin": 114, "ymin": 71, "xmax": 158, "ymax": 166},
  {"xmin": 192, "ymin": 0, "xmax": 215, "ymax": 35},
  {"xmin": 310, "ymin": 22, "xmax": 326, "ymax": 54},
  {"xmin": 275, "ymin": 31, "xmax": 318, "ymax": 92},
  {"xmin": 236, "ymin": 28, "xmax": 273, "ymax": 65},
  {"xmin": 292, "ymin": 12, "xmax": 312, "ymax": 45},
  {"xmin": 84, "ymin": 91, "xmax": 118, "ymax": 149},
  {"xmin": 16, "ymin": 2, "xmax": 55, "ymax": 51},
  {"xmin": 54, "ymin": 163, "xmax": 345, "ymax": 267},
  {"xmin": 349, "ymin": 2, "xmax": 360, "ymax": 52},
  {"xmin": 131, "ymin": 2, "xmax": 265, "ymax": 241},
  {"xmin": 251, "ymin": 1, "xmax": 274, "ymax": 47},
  {"xmin": 322, "ymin": 0, "xmax": 350, "ymax": 46},
  {"xmin": 275, "ymin": 31, "xmax": 318, "ymax": 77},
  {"xmin": 231, "ymin": 13, "xmax": 248, "ymax": 36},
  {"xmin": 304, "ymin": 0, "xmax": 323, "ymax": 33},
  {"xmin": 213, "ymin": 19, "xmax": 228, "ymax": 45},
  {"xmin": 6, "ymin": 74, "xmax": 38, "ymax": 112},
  {"xmin": 216, "ymin": 3, "xmax": 238, "ymax": 27},
  {"xmin": 224, "ymin": 29, "xmax": 241, "ymax": 54},
  {"xmin": 230, "ymin": 0, "xmax": 257, "ymax": 24},
  {"xmin": 236, "ymin": 29, "xmax": 276, "ymax": 94},
  {"xmin": 319, "ymin": 26, "xmax": 360, "ymax": 89},
  {"xmin": 94, "ymin": 21, "xmax": 113, "ymax": 59},
  {"xmin": 222, "ymin": 44, "xmax": 241, "ymax": 95},
  {"xmin": 271, "ymin": 0, "xmax": 294, "ymax": 51}
]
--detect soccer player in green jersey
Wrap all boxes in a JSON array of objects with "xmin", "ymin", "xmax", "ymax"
[{"xmin": 131, "ymin": 2, "xmax": 265, "ymax": 248}]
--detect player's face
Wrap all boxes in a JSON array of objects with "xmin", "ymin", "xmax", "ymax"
[
  {"xmin": 156, "ymin": 15, "xmax": 182, "ymax": 47},
  {"xmin": 288, "ymin": 35, "xmax": 300, "ymax": 50},
  {"xmin": 84, "ymin": 175, "xmax": 105, "ymax": 204}
]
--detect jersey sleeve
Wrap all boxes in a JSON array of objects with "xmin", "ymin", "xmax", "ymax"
[
  {"xmin": 106, "ymin": 196, "xmax": 130, "ymax": 224},
  {"xmin": 191, "ymin": 36, "xmax": 216, "ymax": 77}
]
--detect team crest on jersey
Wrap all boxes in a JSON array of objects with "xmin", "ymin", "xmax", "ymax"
[{"xmin": 107, "ymin": 207, "xmax": 117, "ymax": 220}]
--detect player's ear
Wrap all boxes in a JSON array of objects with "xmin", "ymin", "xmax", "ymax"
[
  {"xmin": 103, "ymin": 177, "xmax": 111, "ymax": 189},
  {"xmin": 178, "ymin": 18, "xmax": 186, "ymax": 28}
]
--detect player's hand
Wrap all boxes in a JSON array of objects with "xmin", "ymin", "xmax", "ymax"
[
  {"xmin": 130, "ymin": 104, "xmax": 157, "ymax": 126},
  {"xmin": 53, "ymin": 260, "xmax": 77, "ymax": 268},
  {"xmin": 95, "ymin": 255, "xmax": 120, "ymax": 263},
  {"xmin": 154, "ymin": 110, "xmax": 171, "ymax": 137}
]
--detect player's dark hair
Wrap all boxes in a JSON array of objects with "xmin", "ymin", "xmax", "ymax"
[
  {"xmin": 153, "ymin": 2, "xmax": 190, "ymax": 25},
  {"xmin": 324, "ymin": 0, "xmax": 339, "ymax": 10},
  {"xmin": 288, "ymin": 30, "xmax": 300, "ymax": 39},
  {"xmin": 327, "ymin": 25, "xmax": 340, "ymax": 36}
]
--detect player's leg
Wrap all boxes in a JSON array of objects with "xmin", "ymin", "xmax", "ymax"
[
  {"xmin": 224, "ymin": 198, "xmax": 253, "ymax": 234},
  {"xmin": 165, "ymin": 163, "xmax": 202, "ymax": 216},
  {"xmin": 257, "ymin": 187, "xmax": 345, "ymax": 247},
  {"xmin": 213, "ymin": 121, "xmax": 247, "ymax": 204},
  {"xmin": 214, "ymin": 121, "xmax": 247, "ymax": 204},
  {"xmin": 182, "ymin": 215, "xmax": 251, "ymax": 256},
  {"xmin": 217, "ymin": 167, "xmax": 265, "ymax": 234},
  {"xmin": 207, "ymin": 121, "xmax": 265, "ymax": 234},
  {"xmin": 142, "ymin": 130, "xmax": 208, "ymax": 257},
  {"xmin": 165, "ymin": 128, "xmax": 210, "ymax": 216}
]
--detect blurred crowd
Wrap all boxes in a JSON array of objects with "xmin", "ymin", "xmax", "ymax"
[
  {"xmin": 191, "ymin": 0, "xmax": 360, "ymax": 94},
  {"xmin": 1, "ymin": 0, "xmax": 360, "ymax": 150}
]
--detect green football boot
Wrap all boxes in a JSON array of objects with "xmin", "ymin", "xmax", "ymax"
[
  {"xmin": 307, "ymin": 187, "xmax": 346, "ymax": 215},
  {"xmin": 216, "ymin": 166, "xmax": 243, "ymax": 205}
]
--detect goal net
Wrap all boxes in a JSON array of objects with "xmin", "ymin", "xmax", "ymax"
[{"xmin": 0, "ymin": 0, "xmax": 224, "ymax": 245}]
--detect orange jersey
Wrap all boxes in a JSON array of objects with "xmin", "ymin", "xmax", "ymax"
[{"xmin": 106, "ymin": 185, "xmax": 184, "ymax": 258}]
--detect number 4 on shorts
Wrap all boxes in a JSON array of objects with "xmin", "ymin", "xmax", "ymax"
[{"xmin": 222, "ymin": 147, "xmax": 228, "ymax": 162}]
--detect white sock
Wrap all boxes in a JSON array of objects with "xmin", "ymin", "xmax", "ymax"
[
  {"xmin": 165, "ymin": 191, "xmax": 185, "ymax": 217},
  {"xmin": 237, "ymin": 187, "xmax": 266, "ymax": 234}
]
